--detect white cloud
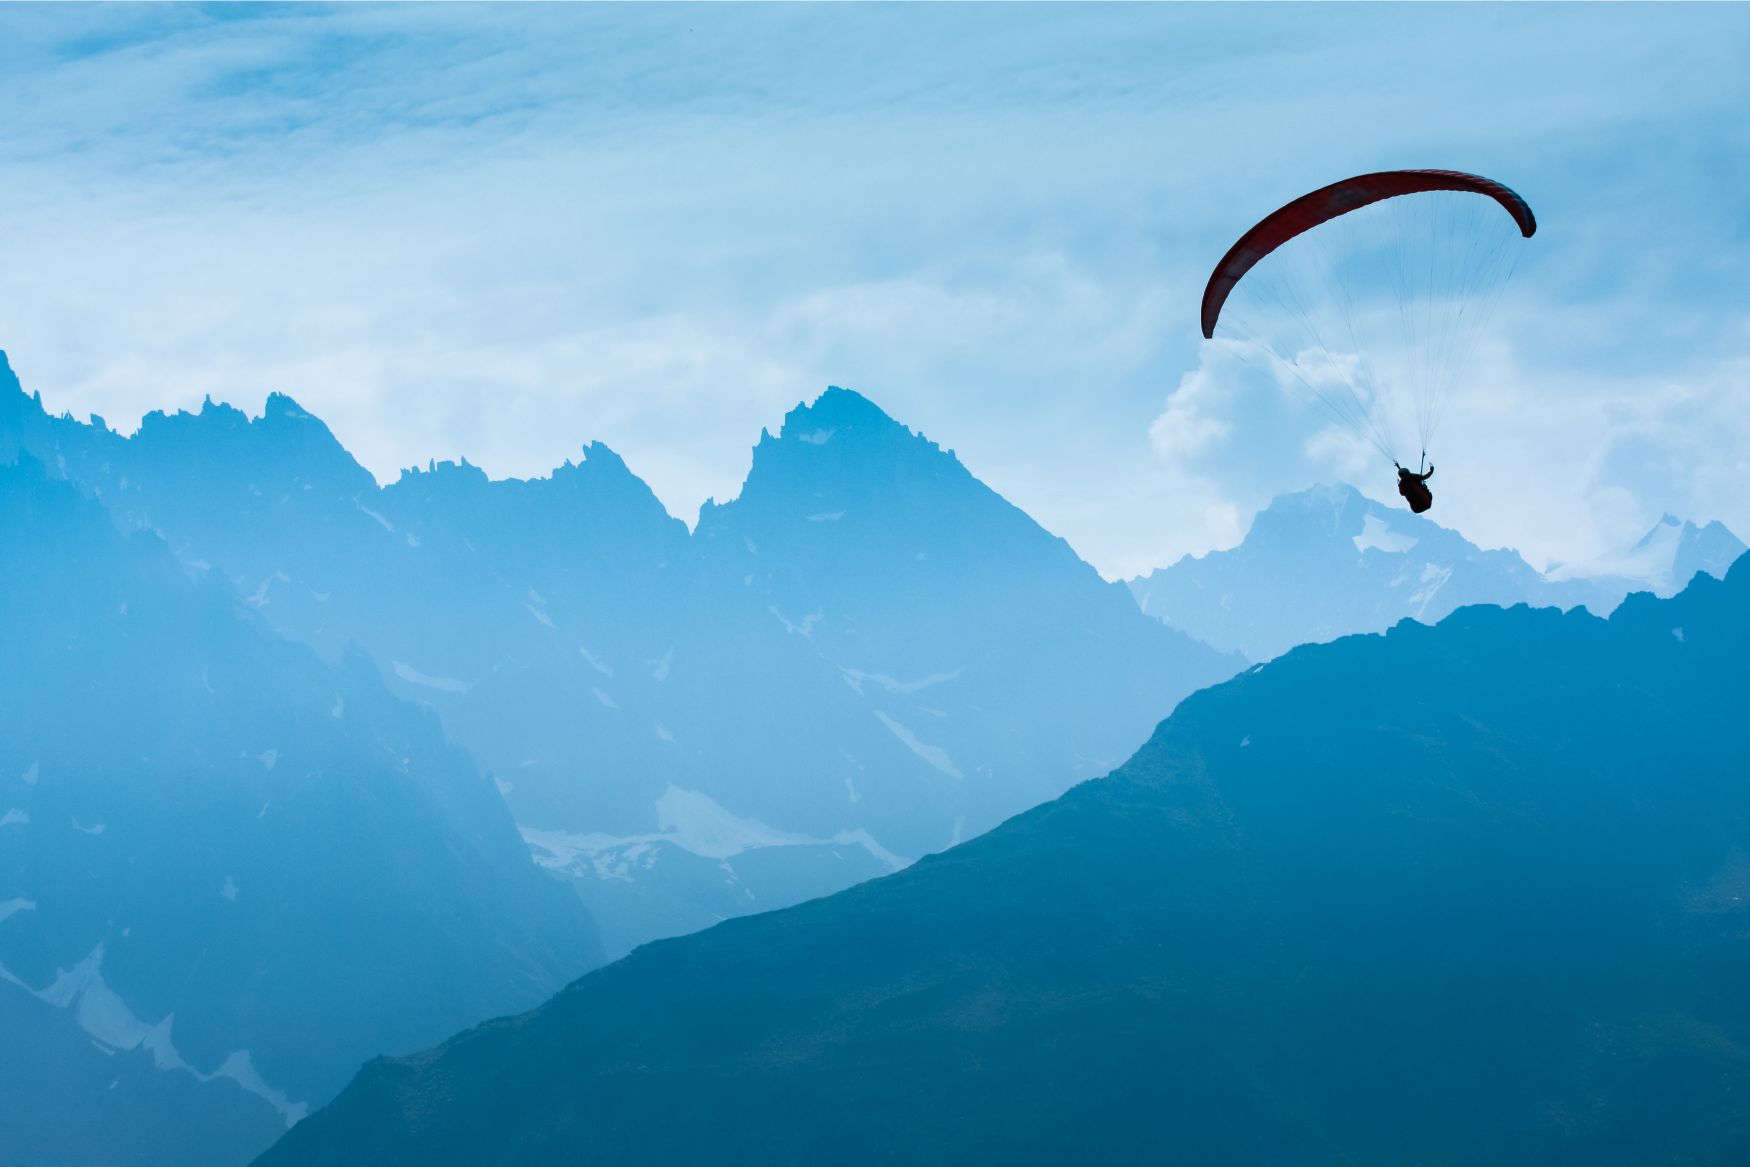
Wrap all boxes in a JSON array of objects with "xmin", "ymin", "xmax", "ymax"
[{"xmin": 1, "ymin": 5, "xmax": 1748, "ymax": 574}]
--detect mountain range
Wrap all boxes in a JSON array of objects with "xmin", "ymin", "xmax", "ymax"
[
  {"xmin": 1128, "ymin": 482, "xmax": 1743, "ymax": 662},
  {"xmin": 260, "ymin": 551, "xmax": 1750, "ymax": 1166},
  {"xmin": 0, "ymin": 454, "xmax": 601, "ymax": 1167},
  {"xmin": 2, "ymin": 354, "xmax": 1241, "ymax": 956}
]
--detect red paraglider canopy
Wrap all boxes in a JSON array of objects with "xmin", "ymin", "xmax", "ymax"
[{"xmin": 1200, "ymin": 170, "xmax": 1537, "ymax": 339}]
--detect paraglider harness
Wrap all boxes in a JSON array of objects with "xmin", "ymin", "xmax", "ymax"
[{"xmin": 1395, "ymin": 459, "xmax": 1434, "ymax": 514}]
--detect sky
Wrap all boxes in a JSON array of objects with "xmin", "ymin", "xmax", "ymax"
[{"xmin": 0, "ymin": 3, "xmax": 1746, "ymax": 578}]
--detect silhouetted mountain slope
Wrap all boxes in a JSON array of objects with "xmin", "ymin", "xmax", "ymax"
[
  {"xmin": 0, "ymin": 455, "xmax": 602, "ymax": 1167},
  {"xmin": 262, "ymin": 557, "xmax": 1750, "ymax": 1167},
  {"xmin": 1129, "ymin": 483, "xmax": 1613, "ymax": 661},
  {"xmin": 3, "ymin": 353, "xmax": 1239, "ymax": 955}
]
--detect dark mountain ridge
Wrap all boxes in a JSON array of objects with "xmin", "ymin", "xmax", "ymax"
[{"xmin": 262, "ymin": 551, "xmax": 1750, "ymax": 1166}]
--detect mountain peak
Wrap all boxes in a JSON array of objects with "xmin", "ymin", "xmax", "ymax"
[
  {"xmin": 1245, "ymin": 482, "xmax": 1380, "ymax": 544},
  {"xmin": 1260, "ymin": 482, "xmax": 1370, "ymax": 517},
  {"xmin": 718, "ymin": 385, "xmax": 969, "ymax": 522},
  {"xmin": 578, "ymin": 440, "xmax": 631, "ymax": 474},
  {"xmin": 777, "ymin": 386, "xmax": 904, "ymax": 442},
  {"xmin": 263, "ymin": 391, "xmax": 316, "ymax": 423}
]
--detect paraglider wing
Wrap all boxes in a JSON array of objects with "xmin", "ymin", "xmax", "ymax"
[{"xmin": 1200, "ymin": 170, "xmax": 1536, "ymax": 339}]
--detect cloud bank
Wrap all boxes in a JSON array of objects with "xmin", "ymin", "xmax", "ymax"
[{"xmin": 0, "ymin": 4, "xmax": 1746, "ymax": 576}]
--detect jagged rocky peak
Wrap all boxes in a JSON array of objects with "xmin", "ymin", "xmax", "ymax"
[
  {"xmin": 191, "ymin": 392, "xmax": 377, "ymax": 498},
  {"xmin": 552, "ymin": 441, "xmax": 649, "ymax": 491},
  {"xmin": 393, "ymin": 456, "xmax": 492, "ymax": 488},
  {"xmin": 261, "ymin": 390, "xmax": 320, "ymax": 424},
  {"xmin": 0, "ymin": 347, "xmax": 24, "ymax": 395},
  {"xmin": 777, "ymin": 384, "xmax": 907, "ymax": 440},
  {"xmin": 380, "ymin": 441, "xmax": 687, "ymax": 560},
  {"xmin": 732, "ymin": 385, "xmax": 970, "ymax": 511}
]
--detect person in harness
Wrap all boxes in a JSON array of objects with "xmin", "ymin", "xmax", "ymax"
[{"xmin": 1396, "ymin": 462, "xmax": 1434, "ymax": 513}]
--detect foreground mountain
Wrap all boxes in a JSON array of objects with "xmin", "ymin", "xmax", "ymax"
[
  {"xmin": 0, "ymin": 455, "xmax": 602, "ymax": 1167},
  {"xmin": 1128, "ymin": 483, "xmax": 1618, "ymax": 661},
  {"xmin": 3, "ymin": 354, "xmax": 1240, "ymax": 955},
  {"xmin": 262, "ymin": 558, "xmax": 1750, "ymax": 1166}
]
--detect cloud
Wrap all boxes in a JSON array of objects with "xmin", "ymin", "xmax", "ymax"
[{"xmin": 1, "ymin": 4, "xmax": 1748, "ymax": 575}]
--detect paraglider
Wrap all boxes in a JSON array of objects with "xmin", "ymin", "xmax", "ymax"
[
  {"xmin": 1199, "ymin": 169, "xmax": 1536, "ymax": 512},
  {"xmin": 1396, "ymin": 462, "xmax": 1434, "ymax": 514}
]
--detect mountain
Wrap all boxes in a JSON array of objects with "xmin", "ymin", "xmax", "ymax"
[
  {"xmin": 1548, "ymin": 512, "xmax": 1746, "ymax": 602},
  {"xmin": 0, "ymin": 454, "xmax": 602, "ymax": 1167},
  {"xmin": 3, "ymin": 353, "xmax": 1240, "ymax": 956},
  {"xmin": 1127, "ymin": 482, "xmax": 1613, "ymax": 661},
  {"xmin": 260, "ymin": 559, "xmax": 1750, "ymax": 1167}
]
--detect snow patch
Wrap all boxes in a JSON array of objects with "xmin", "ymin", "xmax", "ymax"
[
  {"xmin": 769, "ymin": 606, "xmax": 823, "ymax": 638},
  {"xmin": 72, "ymin": 819, "xmax": 106, "ymax": 836},
  {"xmin": 0, "ymin": 809, "xmax": 27, "ymax": 829},
  {"xmin": 258, "ymin": 749, "xmax": 278, "ymax": 771},
  {"xmin": 0, "ymin": 898, "xmax": 35, "ymax": 925},
  {"xmin": 213, "ymin": 1051, "xmax": 309, "ymax": 1127},
  {"xmin": 797, "ymin": 428, "xmax": 835, "ymax": 444},
  {"xmin": 356, "ymin": 504, "xmax": 396, "ymax": 534},
  {"xmin": 525, "ymin": 604, "xmax": 557, "ymax": 630},
  {"xmin": 1672, "ymin": 627, "xmax": 1686, "ymax": 643},
  {"xmin": 840, "ymin": 666, "xmax": 963, "ymax": 696},
  {"xmin": 522, "ymin": 787, "xmax": 909, "ymax": 877},
  {"xmin": 21, "ymin": 761, "xmax": 38, "ymax": 786},
  {"xmin": 220, "ymin": 876, "xmax": 238, "ymax": 902},
  {"xmin": 1407, "ymin": 564, "xmax": 1452, "ymax": 618},
  {"xmin": 591, "ymin": 687, "xmax": 621, "ymax": 711},
  {"xmin": 1352, "ymin": 513, "xmax": 1418, "ymax": 555},
  {"xmin": 872, "ymin": 711, "xmax": 963, "ymax": 779},
  {"xmin": 807, "ymin": 511, "xmax": 845, "ymax": 523},
  {"xmin": 648, "ymin": 647, "xmax": 673, "ymax": 682},
  {"xmin": 390, "ymin": 660, "xmax": 470, "ymax": 693},
  {"xmin": 579, "ymin": 647, "xmax": 614, "ymax": 677},
  {"xmin": 1, "ymin": 942, "xmax": 308, "ymax": 1126}
]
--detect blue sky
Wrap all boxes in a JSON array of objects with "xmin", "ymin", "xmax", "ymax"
[{"xmin": 1, "ymin": 3, "xmax": 1746, "ymax": 576}]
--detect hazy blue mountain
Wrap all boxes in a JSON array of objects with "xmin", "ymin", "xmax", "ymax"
[
  {"xmin": 0, "ymin": 454, "xmax": 602, "ymax": 1167},
  {"xmin": 3, "ymin": 353, "xmax": 1239, "ymax": 956},
  {"xmin": 261, "ymin": 558, "xmax": 1750, "ymax": 1167},
  {"xmin": 1547, "ymin": 512, "xmax": 1746, "ymax": 603},
  {"xmin": 1128, "ymin": 482, "xmax": 1615, "ymax": 661}
]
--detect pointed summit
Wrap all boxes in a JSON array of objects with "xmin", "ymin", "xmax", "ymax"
[
  {"xmin": 778, "ymin": 385, "xmax": 904, "ymax": 440},
  {"xmin": 263, "ymin": 391, "xmax": 317, "ymax": 423},
  {"xmin": 710, "ymin": 385, "xmax": 981, "ymax": 536}
]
